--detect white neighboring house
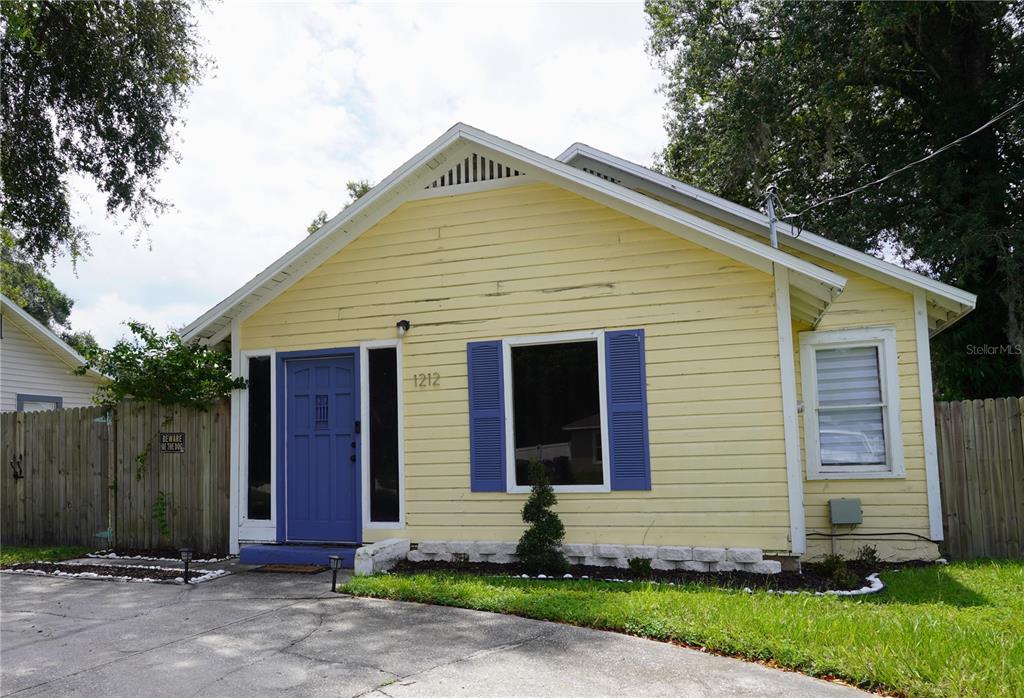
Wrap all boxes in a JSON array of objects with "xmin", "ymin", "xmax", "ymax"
[{"xmin": 0, "ymin": 293, "xmax": 105, "ymax": 412}]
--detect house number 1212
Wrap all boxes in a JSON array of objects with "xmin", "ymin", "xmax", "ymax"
[{"xmin": 414, "ymin": 372, "xmax": 440, "ymax": 387}]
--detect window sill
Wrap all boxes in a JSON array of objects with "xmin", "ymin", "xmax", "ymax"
[
  {"xmin": 507, "ymin": 484, "xmax": 611, "ymax": 494},
  {"xmin": 806, "ymin": 468, "xmax": 905, "ymax": 481}
]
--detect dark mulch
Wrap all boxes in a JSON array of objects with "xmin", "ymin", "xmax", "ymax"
[
  {"xmin": 88, "ymin": 548, "xmax": 227, "ymax": 561},
  {"xmin": 250, "ymin": 564, "xmax": 327, "ymax": 574},
  {"xmin": 391, "ymin": 558, "xmax": 933, "ymax": 592},
  {"xmin": 5, "ymin": 562, "xmax": 184, "ymax": 581}
]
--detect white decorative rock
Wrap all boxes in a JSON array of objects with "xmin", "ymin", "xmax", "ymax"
[
  {"xmin": 446, "ymin": 541, "xmax": 475, "ymax": 555},
  {"xmin": 726, "ymin": 548, "xmax": 763, "ymax": 564},
  {"xmin": 595, "ymin": 544, "xmax": 627, "ymax": 559},
  {"xmin": 748, "ymin": 560, "xmax": 783, "ymax": 574},
  {"xmin": 417, "ymin": 540, "xmax": 447, "ymax": 554},
  {"xmin": 562, "ymin": 543, "xmax": 594, "ymax": 558},
  {"xmin": 657, "ymin": 546, "xmax": 693, "ymax": 561},
  {"xmin": 625, "ymin": 545, "xmax": 658, "ymax": 560},
  {"xmin": 693, "ymin": 547, "xmax": 726, "ymax": 563},
  {"xmin": 650, "ymin": 559, "xmax": 676, "ymax": 571},
  {"xmin": 476, "ymin": 541, "xmax": 502, "ymax": 555}
]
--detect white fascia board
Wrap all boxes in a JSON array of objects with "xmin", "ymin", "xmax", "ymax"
[
  {"xmin": 183, "ymin": 123, "xmax": 845, "ymax": 342},
  {"xmin": 0, "ymin": 293, "xmax": 106, "ymax": 379},
  {"xmin": 558, "ymin": 143, "xmax": 977, "ymax": 315}
]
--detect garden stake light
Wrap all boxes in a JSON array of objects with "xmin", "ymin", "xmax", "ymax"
[
  {"xmin": 329, "ymin": 555, "xmax": 342, "ymax": 592},
  {"xmin": 179, "ymin": 547, "xmax": 193, "ymax": 584}
]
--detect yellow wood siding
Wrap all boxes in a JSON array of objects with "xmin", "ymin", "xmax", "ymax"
[{"xmin": 242, "ymin": 183, "xmax": 792, "ymax": 550}]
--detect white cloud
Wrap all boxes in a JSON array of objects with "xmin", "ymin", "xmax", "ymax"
[{"xmin": 50, "ymin": 1, "xmax": 666, "ymax": 347}]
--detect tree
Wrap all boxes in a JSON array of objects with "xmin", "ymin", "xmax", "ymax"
[
  {"xmin": 77, "ymin": 322, "xmax": 245, "ymax": 408},
  {"xmin": 61, "ymin": 329, "xmax": 101, "ymax": 360},
  {"xmin": 645, "ymin": 1, "xmax": 1024, "ymax": 399},
  {"xmin": 515, "ymin": 461, "xmax": 569, "ymax": 575},
  {"xmin": 1, "ymin": 1, "xmax": 210, "ymax": 267},
  {"xmin": 306, "ymin": 179, "xmax": 375, "ymax": 235},
  {"xmin": 1, "ymin": 235, "xmax": 73, "ymax": 327}
]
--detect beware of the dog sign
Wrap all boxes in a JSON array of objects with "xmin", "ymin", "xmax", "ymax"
[{"xmin": 160, "ymin": 432, "xmax": 185, "ymax": 454}]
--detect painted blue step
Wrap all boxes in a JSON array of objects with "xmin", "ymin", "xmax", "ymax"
[{"xmin": 239, "ymin": 544, "xmax": 358, "ymax": 567}]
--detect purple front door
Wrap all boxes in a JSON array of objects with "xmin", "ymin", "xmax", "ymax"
[{"xmin": 285, "ymin": 355, "xmax": 359, "ymax": 542}]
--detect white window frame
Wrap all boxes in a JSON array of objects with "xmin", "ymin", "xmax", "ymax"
[
  {"xmin": 799, "ymin": 326, "xmax": 904, "ymax": 480},
  {"xmin": 360, "ymin": 340, "xmax": 406, "ymax": 529},
  {"xmin": 503, "ymin": 330, "xmax": 611, "ymax": 494},
  {"xmin": 238, "ymin": 349, "xmax": 277, "ymax": 538}
]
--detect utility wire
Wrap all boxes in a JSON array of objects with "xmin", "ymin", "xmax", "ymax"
[{"xmin": 782, "ymin": 97, "xmax": 1024, "ymax": 221}]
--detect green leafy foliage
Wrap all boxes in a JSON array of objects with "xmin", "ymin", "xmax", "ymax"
[
  {"xmin": 515, "ymin": 461, "xmax": 569, "ymax": 575},
  {"xmin": 344, "ymin": 560, "xmax": 1024, "ymax": 697},
  {"xmin": 77, "ymin": 322, "xmax": 245, "ymax": 408},
  {"xmin": 645, "ymin": 1, "xmax": 1024, "ymax": 399},
  {"xmin": 152, "ymin": 491, "xmax": 171, "ymax": 537},
  {"xmin": 628, "ymin": 557, "xmax": 653, "ymax": 577},
  {"xmin": 306, "ymin": 180, "xmax": 375, "ymax": 235},
  {"xmin": 0, "ymin": 545, "xmax": 93, "ymax": 566},
  {"xmin": 1, "ymin": 0, "xmax": 210, "ymax": 267},
  {"xmin": 1, "ymin": 232, "xmax": 73, "ymax": 327}
]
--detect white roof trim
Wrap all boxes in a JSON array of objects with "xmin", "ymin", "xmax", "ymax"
[
  {"xmin": 0, "ymin": 293, "xmax": 105, "ymax": 379},
  {"xmin": 182, "ymin": 123, "xmax": 848, "ymax": 343},
  {"xmin": 557, "ymin": 142, "xmax": 976, "ymax": 334}
]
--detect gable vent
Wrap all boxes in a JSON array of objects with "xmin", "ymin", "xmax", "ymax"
[
  {"xmin": 426, "ymin": 153, "xmax": 524, "ymax": 189},
  {"xmin": 581, "ymin": 167, "xmax": 621, "ymax": 184}
]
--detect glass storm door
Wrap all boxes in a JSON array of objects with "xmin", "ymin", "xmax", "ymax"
[{"xmin": 285, "ymin": 355, "xmax": 359, "ymax": 542}]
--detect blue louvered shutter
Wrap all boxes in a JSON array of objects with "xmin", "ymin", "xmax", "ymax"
[
  {"xmin": 468, "ymin": 340, "xmax": 506, "ymax": 492},
  {"xmin": 605, "ymin": 329, "xmax": 651, "ymax": 490}
]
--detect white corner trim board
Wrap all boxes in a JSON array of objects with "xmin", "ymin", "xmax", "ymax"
[
  {"xmin": 774, "ymin": 267, "xmax": 807, "ymax": 554},
  {"xmin": 915, "ymin": 289, "xmax": 944, "ymax": 541}
]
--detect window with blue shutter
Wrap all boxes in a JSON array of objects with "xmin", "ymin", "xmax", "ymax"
[
  {"xmin": 467, "ymin": 340, "xmax": 506, "ymax": 492},
  {"xmin": 605, "ymin": 329, "xmax": 651, "ymax": 490}
]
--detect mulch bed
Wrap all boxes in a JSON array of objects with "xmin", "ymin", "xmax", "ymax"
[
  {"xmin": 4, "ymin": 562, "xmax": 185, "ymax": 581},
  {"xmin": 390, "ymin": 558, "xmax": 932, "ymax": 593},
  {"xmin": 88, "ymin": 548, "xmax": 228, "ymax": 562}
]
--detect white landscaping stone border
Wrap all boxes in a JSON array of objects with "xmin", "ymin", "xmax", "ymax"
[
  {"xmin": 406, "ymin": 541, "xmax": 783, "ymax": 574},
  {"xmin": 2, "ymin": 562, "xmax": 228, "ymax": 584},
  {"xmin": 354, "ymin": 538, "xmax": 411, "ymax": 576},
  {"xmin": 87, "ymin": 550, "xmax": 231, "ymax": 563}
]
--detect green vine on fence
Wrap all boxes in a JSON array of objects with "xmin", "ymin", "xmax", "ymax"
[{"xmin": 151, "ymin": 491, "xmax": 171, "ymax": 537}]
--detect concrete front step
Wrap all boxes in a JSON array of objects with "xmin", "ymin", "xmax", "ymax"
[{"xmin": 239, "ymin": 544, "xmax": 358, "ymax": 567}]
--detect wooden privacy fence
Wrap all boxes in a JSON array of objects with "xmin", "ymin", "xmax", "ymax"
[
  {"xmin": 1, "ymin": 401, "xmax": 230, "ymax": 553},
  {"xmin": 936, "ymin": 397, "xmax": 1024, "ymax": 559}
]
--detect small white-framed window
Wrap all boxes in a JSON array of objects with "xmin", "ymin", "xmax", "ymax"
[
  {"xmin": 503, "ymin": 330, "xmax": 610, "ymax": 494},
  {"xmin": 799, "ymin": 326, "xmax": 904, "ymax": 479},
  {"xmin": 239, "ymin": 349, "xmax": 276, "ymax": 534}
]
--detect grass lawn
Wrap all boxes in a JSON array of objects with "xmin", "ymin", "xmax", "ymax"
[
  {"xmin": 0, "ymin": 545, "xmax": 94, "ymax": 567},
  {"xmin": 343, "ymin": 560, "xmax": 1023, "ymax": 697}
]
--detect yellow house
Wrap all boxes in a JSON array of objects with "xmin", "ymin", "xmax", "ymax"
[{"xmin": 182, "ymin": 124, "xmax": 975, "ymax": 571}]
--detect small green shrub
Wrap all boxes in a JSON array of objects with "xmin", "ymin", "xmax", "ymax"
[
  {"xmin": 628, "ymin": 557, "xmax": 653, "ymax": 577},
  {"xmin": 818, "ymin": 553, "xmax": 860, "ymax": 588},
  {"xmin": 515, "ymin": 461, "xmax": 568, "ymax": 575},
  {"xmin": 856, "ymin": 545, "xmax": 880, "ymax": 566}
]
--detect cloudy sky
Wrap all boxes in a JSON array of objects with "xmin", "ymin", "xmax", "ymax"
[{"xmin": 52, "ymin": 2, "xmax": 666, "ymax": 347}]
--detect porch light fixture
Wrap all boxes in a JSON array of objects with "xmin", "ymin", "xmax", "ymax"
[
  {"xmin": 396, "ymin": 319, "xmax": 411, "ymax": 337},
  {"xmin": 328, "ymin": 555, "xmax": 342, "ymax": 592},
  {"xmin": 179, "ymin": 547, "xmax": 193, "ymax": 584}
]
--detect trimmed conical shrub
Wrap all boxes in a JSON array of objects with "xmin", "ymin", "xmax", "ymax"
[{"xmin": 516, "ymin": 460, "xmax": 569, "ymax": 574}]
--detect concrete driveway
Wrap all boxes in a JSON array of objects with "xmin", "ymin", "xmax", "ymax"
[{"xmin": 1, "ymin": 561, "xmax": 866, "ymax": 697}]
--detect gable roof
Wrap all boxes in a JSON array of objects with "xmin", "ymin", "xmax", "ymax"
[
  {"xmin": 0, "ymin": 293, "xmax": 105, "ymax": 379},
  {"xmin": 556, "ymin": 143, "xmax": 976, "ymax": 336},
  {"xmin": 182, "ymin": 123, "xmax": 849, "ymax": 345}
]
